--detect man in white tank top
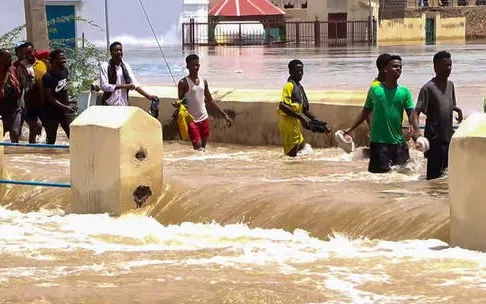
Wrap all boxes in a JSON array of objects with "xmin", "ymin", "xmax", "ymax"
[{"xmin": 176, "ymin": 54, "xmax": 232, "ymax": 151}]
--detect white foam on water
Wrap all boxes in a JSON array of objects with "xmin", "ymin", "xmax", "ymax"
[
  {"xmin": 168, "ymin": 151, "xmax": 257, "ymax": 162},
  {"xmin": 2, "ymin": 207, "xmax": 486, "ymax": 302},
  {"xmin": 1, "ymin": 206, "xmax": 485, "ymax": 263}
]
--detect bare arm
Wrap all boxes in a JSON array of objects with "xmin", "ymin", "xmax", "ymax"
[
  {"xmin": 344, "ymin": 108, "xmax": 371, "ymax": 134},
  {"xmin": 453, "ymin": 106, "xmax": 463, "ymax": 123},
  {"xmin": 177, "ymin": 78, "xmax": 188, "ymax": 100},
  {"xmin": 303, "ymin": 109, "xmax": 316, "ymax": 120},
  {"xmin": 44, "ymin": 88, "xmax": 73, "ymax": 113},
  {"xmin": 278, "ymin": 102, "xmax": 306, "ymax": 120},
  {"xmin": 135, "ymin": 86, "xmax": 157, "ymax": 100},
  {"xmin": 204, "ymin": 80, "xmax": 232, "ymax": 125},
  {"xmin": 408, "ymin": 109, "xmax": 421, "ymax": 141}
]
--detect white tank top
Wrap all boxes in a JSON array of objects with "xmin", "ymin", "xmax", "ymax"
[{"xmin": 184, "ymin": 76, "xmax": 209, "ymax": 122}]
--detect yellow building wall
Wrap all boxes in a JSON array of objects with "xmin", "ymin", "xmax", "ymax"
[
  {"xmin": 378, "ymin": 17, "xmax": 425, "ymax": 44},
  {"xmin": 436, "ymin": 16, "xmax": 465, "ymax": 42},
  {"xmin": 378, "ymin": 15, "xmax": 466, "ymax": 45}
]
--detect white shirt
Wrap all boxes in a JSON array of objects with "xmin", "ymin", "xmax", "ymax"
[
  {"xmin": 100, "ymin": 60, "xmax": 140, "ymax": 106},
  {"xmin": 185, "ymin": 76, "xmax": 209, "ymax": 122}
]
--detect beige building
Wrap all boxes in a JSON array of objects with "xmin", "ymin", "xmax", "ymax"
[
  {"xmin": 272, "ymin": 0, "xmax": 466, "ymax": 44},
  {"xmin": 269, "ymin": 0, "xmax": 379, "ymax": 22}
]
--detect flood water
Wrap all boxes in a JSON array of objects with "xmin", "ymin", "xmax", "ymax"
[
  {"xmin": 2, "ymin": 44, "xmax": 486, "ymax": 303},
  {"xmin": 128, "ymin": 43, "xmax": 486, "ymax": 114}
]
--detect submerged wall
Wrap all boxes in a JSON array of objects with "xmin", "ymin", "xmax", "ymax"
[{"xmin": 125, "ymin": 86, "xmax": 370, "ymax": 149}]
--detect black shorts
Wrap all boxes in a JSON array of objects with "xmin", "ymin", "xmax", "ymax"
[
  {"xmin": 368, "ymin": 142, "xmax": 410, "ymax": 173},
  {"xmin": 24, "ymin": 107, "xmax": 44, "ymax": 122}
]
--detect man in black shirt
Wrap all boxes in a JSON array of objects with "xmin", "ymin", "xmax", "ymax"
[
  {"xmin": 42, "ymin": 49, "xmax": 76, "ymax": 144},
  {"xmin": 412, "ymin": 51, "xmax": 463, "ymax": 180}
]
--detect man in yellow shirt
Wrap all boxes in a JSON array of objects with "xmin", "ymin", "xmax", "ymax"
[
  {"xmin": 17, "ymin": 42, "xmax": 47, "ymax": 143},
  {"xmin": 277, "ymin": 59, "xmax": 330, "ymax": 157}
]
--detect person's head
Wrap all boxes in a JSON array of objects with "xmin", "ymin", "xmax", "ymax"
[
  {"xmin": 14, "ymin": 41, "xmax": 27, "ymax": 62},
  {"xmin": 288, "ymin": 59, "xmax": 304, "ymax": 82},
  {"xmin": 375, "ymin": 53, "xmax": 391, "ymax": 81},
  {"xmin": 21, "ymin": 42, "xmax": 36, "ymax": 64},
  {"xmin": 110, "ymin": 41, "xmax": 123, "ymax": 62},
  {"xmin": 185, "ymin": 54, "xmax": 200, "ymax": 75},
  {"xmin": 0, "ymin": 49, "xmax": 12, "ymax": 68},
  {"xmin": 49, "ymin": 49, "xmax": 67, "ymax": 70},
  {"xmin": 433, "ymin": 51, "xmax": 452, "ymax": 79},
  {"xmin": 383, "ymin": 55, "xmax": 402, "ymax": 81}
]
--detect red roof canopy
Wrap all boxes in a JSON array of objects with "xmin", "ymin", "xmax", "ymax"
[{"xmin": 209, "ymin": 0, "xmax": 285, "ymax": 17}]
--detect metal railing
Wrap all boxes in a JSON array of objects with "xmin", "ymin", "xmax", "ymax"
[
  {"xmin": 0, "ymin": 142, "xmax": 70, "ymax": 188},
  {"xmin": 182, "ymin": 20, "xmax": 377, "ymax": 47}
]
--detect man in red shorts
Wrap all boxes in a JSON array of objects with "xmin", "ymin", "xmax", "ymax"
[{"xmin": 177, "ymin": 54, "xmax": 232, "ymax": 151}]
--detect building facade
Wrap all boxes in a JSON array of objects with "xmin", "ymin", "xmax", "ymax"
[
  {"xmin": 377, "ymin": 0, "xmax": 486, "ymax": 44},
  {"xmin": 267, "ymin": 0, "xmax": 379, "ymax": 22}
]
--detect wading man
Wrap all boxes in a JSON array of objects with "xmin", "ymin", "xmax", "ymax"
[
  {"xmin": 344, "ymin": 55, "xmax": 420, "ymax": 173},
  {"xmin": 412, "ymin": 51, "xmax": 463, "ymax": 180},
  {"xmin": 277, "ymin": 59, "xmax": 330, "ymax": 157},
  {"xmin": 176, "ymin": 54, "xmax": 232, "ymax": 151}
]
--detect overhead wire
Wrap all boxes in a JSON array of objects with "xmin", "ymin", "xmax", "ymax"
[{"xmin": 136, "ymin": 0, "xmax": 177, "ymax": 86}]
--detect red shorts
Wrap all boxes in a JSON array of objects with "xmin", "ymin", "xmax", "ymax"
[{"xmin": 188, "ymin": 118, "xmax": 210, "ymax": 143}]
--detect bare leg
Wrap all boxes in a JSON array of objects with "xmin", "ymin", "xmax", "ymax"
[
  {"xmin": 286, "ymin": 142, "xmax": 305, "ymax": 157},
  {"xmin": 27, "ymin": 120, "xmax": 42, "ymax": 143}
]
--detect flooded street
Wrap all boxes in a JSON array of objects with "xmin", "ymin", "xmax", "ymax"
[
  {"xmin": 129, "ymin": 44, "xmax": 486, "ymax": 114},
  {"xmin": 2, "ymin": 141, "xmax": 482, "ymax": 303}
]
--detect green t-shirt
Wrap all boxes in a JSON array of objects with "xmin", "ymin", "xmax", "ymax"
[{"xmin": 364, "ymin": 84, "xmax": 414, "ymax": 144}]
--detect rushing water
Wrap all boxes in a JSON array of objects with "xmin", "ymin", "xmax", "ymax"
[{"xmin": 2, "ymin": 45, "xmax": 486, "ymax": 303}]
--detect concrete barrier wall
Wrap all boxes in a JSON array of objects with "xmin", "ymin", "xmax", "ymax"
[
  {"xmin": 124, "ymin": 86, "xmax": 370, "ymax": 148},
  {"xmin": 449, "ymin": 113, "xmax": 486, "ymax": 251}
]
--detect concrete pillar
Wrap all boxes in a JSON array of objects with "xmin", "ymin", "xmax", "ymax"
[
  {"xmin": 23, "ymin": 0, "xmax": 49, "ymax": 50},
  {"xmin": 70, "ymin": 106, "xmax": 163, "ymax": 215},
  {"xmin": 449, "ymin": 113, "xmax": 486, "ymax": 251}
]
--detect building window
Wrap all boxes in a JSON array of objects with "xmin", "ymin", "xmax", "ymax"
[{"xmin": 418, "ymin": 0, "xmax": 429, "ymax": 7}]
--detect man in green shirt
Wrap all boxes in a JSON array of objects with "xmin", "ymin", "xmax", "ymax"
[{"xmin": 344, "ymin": 55, "xmax": 421, "ymax": 173}]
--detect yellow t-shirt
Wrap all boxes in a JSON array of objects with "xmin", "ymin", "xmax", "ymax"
[
  {"xmin": 277, "ymin": 81, "xmax": 304, "ymax": 117},
  {"xmin": 33, "ymin": 59, "xmax": 47, "ymax": 82},
  {"xmin": 277, "ymin": 81, "xmax": 305, "ymax": 155}
]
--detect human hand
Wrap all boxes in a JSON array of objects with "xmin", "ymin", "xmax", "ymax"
[
  {"xmin": 411, "ymin": 130, "xmax": 421, "ymax": 142},
  {"xmin": 148, "ymin": 95, "xmax": 158, "ymax": 101},
  {"xmin": 65, "ymin": 104, "xmax": 76, "ymax": 113},
  {"xmin": 224, "ymin": 114, "xmax": 233, "ymax": 127},
  {"xmin": 455, "ymin": 109, "xmax": 463, "ymax": 123}
]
